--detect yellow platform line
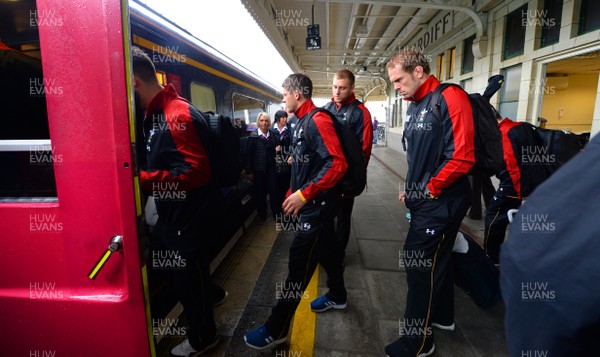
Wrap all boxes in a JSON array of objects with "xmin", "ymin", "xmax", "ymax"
[{"xmin": 289, "ymin": 266, "xmax": 319, "ymax": 357}]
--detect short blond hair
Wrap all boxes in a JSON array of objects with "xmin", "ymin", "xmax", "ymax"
[
  {"xmin": 334, "ymin": 69, "xmax": 355, "ymax": 86},
  {"xmin": 256, "ymin": 112, "xmax": 270, "ymax": 122}
]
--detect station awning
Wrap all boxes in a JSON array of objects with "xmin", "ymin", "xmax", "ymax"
[{"xmin": 242, "ymin": 0, "xmax": 496, "ymax": 101}]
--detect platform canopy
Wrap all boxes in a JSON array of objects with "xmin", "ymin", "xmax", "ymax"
[{"xmin": 242, "ymin": 0, "xmax": 498, "ymax": 101}]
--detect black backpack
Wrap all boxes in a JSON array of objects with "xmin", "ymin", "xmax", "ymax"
[
  {"xmin": 195, "ymin": 111, "xmax": 241, "ymax": 188},
  {"xmin": 431, "ymin": 83, "xmax": 504, "ymax": 176},
  {"xmin": 529, "ymin": 126, "xmax": 582, "ymax": 176},
  {"xmin": 304, "ymin": 108, "xmax": 367, "ymax": 196}
]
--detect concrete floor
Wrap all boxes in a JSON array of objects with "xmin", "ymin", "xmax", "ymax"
[{"xmin": 161, "ymin": 145, "xmax": 508, "ymax": 357}]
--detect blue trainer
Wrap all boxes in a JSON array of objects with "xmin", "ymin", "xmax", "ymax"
[
  {"xmin": 310, "ymin": 294, "xmax": 347, "ymax": 312},
  {"xmin": 244, "ymin": 325, "xmax": 287, "ymax": 350}
]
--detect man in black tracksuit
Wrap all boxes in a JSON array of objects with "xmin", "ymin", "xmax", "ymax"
[
  {"xmin": 311, "ymin": 69, "xmax": 373, "ymax": 311},
  {"xmin": 501, "ymin": 133, "xmax": 599, "ymax": 356},
  {"xmin": 385, "ymin": 50, "xmax": 475, "ymax": 357},
  {"xmin": 485, "ymin": 114, "xmax": 547, "ymax": 264},
  {"xmin": 132, "ymin": 46, "xmax": 219, "ymax": 356},
  {"xmin": 244, "ymin": 73, "xmax": 347, "ymax": 350}
]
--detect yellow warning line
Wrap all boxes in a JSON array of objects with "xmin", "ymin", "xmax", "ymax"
[{"xmin": 289, "ymin": 266, "xmax": 319, "ymax": 357}]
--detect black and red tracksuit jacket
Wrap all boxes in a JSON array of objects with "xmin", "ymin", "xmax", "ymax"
[
  {"xmin": 327, "ymin": 93, "xmax": 373, "ymax": 163},
  {"xmin": 140, "ymin": 84, "xmax": 212, "ymax": 194},
  {"xmin": 497, "ymin": 118, "xmax": 547, "ymax": 198},
  {"xmin": 403, "ymin": 76, "xmax": 475, "ymax": 209},
  {"xmin": 290, "ymin": 99, "xmax": 348, "ymax": 203}
]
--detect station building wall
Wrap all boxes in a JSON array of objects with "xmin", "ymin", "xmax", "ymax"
[{"xmin": 385, "ymin": 0, "xmax": 600, "ymax": 152}]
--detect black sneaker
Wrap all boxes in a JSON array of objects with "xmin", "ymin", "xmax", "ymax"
[{"xmin": 385, "ymin": 337, "xmax": 435, "ymax": 357}]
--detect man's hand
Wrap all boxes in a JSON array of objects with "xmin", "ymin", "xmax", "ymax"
[
  {"xmin": 282, "ymin": 191, "xmax": 306, "ymax": 216},
  {"xmin": 399, "ymin": 191, "xmax": 406, "ymax": 206}
]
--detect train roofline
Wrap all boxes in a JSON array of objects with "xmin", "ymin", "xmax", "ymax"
[{"xmin": 131, "ymin": 0, "xmax": 282, "ymax": 97}]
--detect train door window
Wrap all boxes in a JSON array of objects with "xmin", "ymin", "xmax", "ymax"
[
  {"xmin": 190, "ymin": 82, "xmax": 217, "ymax": 112},
  {"xmin": 0, "ymin": 0, "xmax": 57, "ymax": 200},
  {"xmin": 540, "ymin": 0, "xmax": 562, "ymax": 48},
  {"xmin": 232, "ymin": 93, "xmax": 265, "ymax": 124},
  {"xmin": 448, "ymin": 48, "xmax": 456, "ymax": 79},
  {"xmin": 503, "ymin": 4, "xmax": 527, "ymax": 60},
  {"xmin": 462, "ymin": 34, "xmax": 475, "ymax": 74},
  {"xmin": 578, "ymin": 0, "xmax": 600, "ymax": 35},
  {"xmin": 499, "ymin": 65, "xmax": 522, "ymax": 120}
]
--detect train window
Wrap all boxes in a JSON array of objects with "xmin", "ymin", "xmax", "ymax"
[
  {"xmin": 190, "ymin": 82, "xmax": 217, "ymax": 112},
  {"xmin": 232, "ymin": 93, "xmax": 265, "ymax": 124},
  {"xmin": 0, "ymin": 0, "xmax": 58, "ymax": 200}
]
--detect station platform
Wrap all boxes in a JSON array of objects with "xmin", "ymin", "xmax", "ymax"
[{"xmin": 167, "ymin": 145, "xmax": 508, "ymax": 357}]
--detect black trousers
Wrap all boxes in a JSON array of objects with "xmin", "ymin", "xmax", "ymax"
[
  {"xmin": 402, "ymin": 194, "xmax": 470, "ymax": 347},
  {"xmin": 319, "ymin": 195, "xmax": 355, "ymax": 301},
  {"xmin": 151, "ymin": 189, "xmax": 220, "ymax": 349},
  {"xmin": 277, "ymin": 170, "xmax": 291, "ymax": 210},
  {"xmin": 254, "ymin": 168, "xmax": 282, "ymax": 219},
  {"xmin": 467, "ymin": 173, "xmax": 495, "ymax": 218},
  {"xmin": 484, "ymin": 188, "xmax": 522, "ymax": 264},
  {"xmin": 265, "ymin": 197, "xmax": 338, "ymax": 338}
]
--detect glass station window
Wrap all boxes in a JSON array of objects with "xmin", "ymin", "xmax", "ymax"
[
  {"xmin": 448, "ymin": 48, "xmax": 456, "ymax": 79},
  {"xmin": 190, "ymin": 82, "xmax": 217, "ymax": 113},
  {"xmin": 436, "ymin": 53, "xmax": 446, "ymax": 81},
  {"xmin": 232, "ymin": 93, "xmax": 265, "ymax": 125},
  {"xmin": 0, "ymin": 0, "xmax": 57, "ymax": 200},
  {"xmin": 541, "ymin": 0, "xmax": 562, "ymax": 47},
  {"xmin": 504, "ymin": 4, "xmax": 527, "ymax": 60},
  {"xmin": 579, "ymin": 0, "xmax": 600, "ymax": 35},
  {"xmin": 499, "ymin": 65, "xmax": 522, "ymax": 120},
  {"xmin": 462, "ymin": 35, "xmax": 475, "ymax": 74},
  {"xmin": 156, "ymin": 71, "xmax": 167, "ymax": 86}
]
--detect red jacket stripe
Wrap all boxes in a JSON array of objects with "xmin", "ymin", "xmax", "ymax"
[
  {"xmin": 301, "ymin": 111, "xmax": 347, "ymax": 200},
  {"xmin": 427, "ymin": 85, "xmax": 475, "ymax": 196}
]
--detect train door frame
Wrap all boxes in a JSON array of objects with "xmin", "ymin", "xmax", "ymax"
[{"xmin": 0, "ymin": 0, "xmax": 152, "ymax": 355}]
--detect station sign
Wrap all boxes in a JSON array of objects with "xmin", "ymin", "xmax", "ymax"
[{"xmin": 306, "ymin": 24, "xmax": 321, "ymax": 50}]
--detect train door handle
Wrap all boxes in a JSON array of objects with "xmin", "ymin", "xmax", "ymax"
[{"xmin": 88, "ymin": 235, "xmax": 123, "ymax": 279}]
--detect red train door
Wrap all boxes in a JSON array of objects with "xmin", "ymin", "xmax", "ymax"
[{"xmin": 0, "ymin": 0, "xmax": 151, "ymax": 356}]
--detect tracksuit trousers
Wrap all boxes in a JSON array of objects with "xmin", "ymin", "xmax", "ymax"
[
  {"xmin": 265, "ymin": 197, "xmax": 339, "ymax": 339},
  {"xmin": 484, "ymin": 187, "xmax": 522, "ymax": 264},
  {"xmin": 319, "ymin": 195, "xmax": 355, "ymax": 302},
  {"xmin": 401, "ymin": 193, "xmax": 470, "ymax": 351},
  {"xmin": 151, "ymin": 188, "xmax": 220, "ymax": 350}
]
